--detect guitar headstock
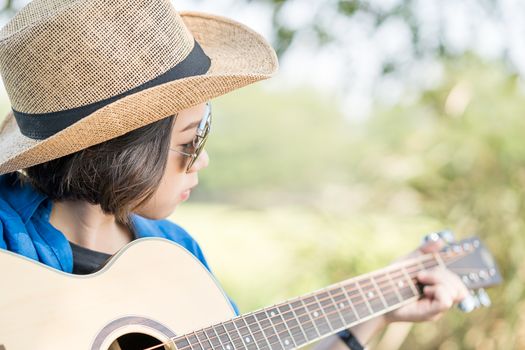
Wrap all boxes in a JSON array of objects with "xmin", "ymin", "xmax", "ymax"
[
  {"xmin": 422, "ymin": 231, "xmax": 502, "ymax": 312},
  {"xmin": 439, "ymin": 236, "xmax": 502, "ymax": 290}
]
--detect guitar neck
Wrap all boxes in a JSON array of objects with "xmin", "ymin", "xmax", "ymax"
[{"xmin": 167, "ymin": 253, "xmax": 443, "ymax": 350}]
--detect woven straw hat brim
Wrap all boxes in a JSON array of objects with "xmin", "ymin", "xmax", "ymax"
[{"xmin": 0, "ymin": 11, "xmax": 278, "ymax": 175}]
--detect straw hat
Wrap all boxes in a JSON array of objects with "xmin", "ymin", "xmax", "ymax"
[{"xmin": 0, "ymin": 0, "xmax": 278, "ymax": 175}]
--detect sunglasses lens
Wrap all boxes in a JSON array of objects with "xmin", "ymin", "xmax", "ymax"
[
  {"xmin": 185, "ymin": 113, "xmax": 211, "ymax": 172},
  {"xmin": 186, "ymin": 136, "xmax": 207, "ymax": 171}
]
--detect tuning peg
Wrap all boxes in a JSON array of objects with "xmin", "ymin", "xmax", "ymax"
[
  {"xmin": 437, "ymin": 230, "xmax": 455, "ymax": 243},
  {"xmin": 422, "ymin": 230, "xmax": 455, "ymax": 245},
  {"xmin": 457, "ymin": 294, "xmax": 477, "ymax": 313},
  {"xmin": 422, "ymin": 231, "xmax": 441, "ymax": 244},
  {"xmin": 476, "ymin": 288, "xmax": 491, "ymax": 307}
]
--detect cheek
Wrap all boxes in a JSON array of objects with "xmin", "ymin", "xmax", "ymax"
[
  {"xmin": 156, "ymin": 159, "xmax": 184, "ymax": 196},
  {"xmin": 135, "ymin": 157, "xmax": 186, "ymax": 218}
]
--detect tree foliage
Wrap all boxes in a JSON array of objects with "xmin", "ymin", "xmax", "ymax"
[
  {"xmin": 195, "ymin": 57, "xmax": 525, "ymax": 348},
  {"xmin": 248, "ymin": 0, "xmax": 513, "ymax": 77}
]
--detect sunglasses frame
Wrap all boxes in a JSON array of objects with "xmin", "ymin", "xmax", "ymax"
[{"xmin": 170, "ymin": 102, "xmax": 212, "ymax": 173}]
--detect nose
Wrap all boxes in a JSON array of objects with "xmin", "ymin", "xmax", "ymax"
[{"xmin": 188, "ymin": 149, "xmax": 209, "ymax": 173}]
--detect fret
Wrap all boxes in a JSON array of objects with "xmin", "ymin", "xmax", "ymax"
[
  {"xmin": 214, "ymin": 324, "xmax": 235, "ymax": 350},
  {"xmin": 330, "ymin": 286, "xmax": 358, "ymax": 326},
  {"xmin": 434, "ymin": 252, "xmax": 446, "ymax": 269},
  {"xmin": 316, "ymin": 296, "xmax": 334, "ymax": 334},
  {"xmin": 416, "ymin": 259, "xmax": 426, "ymax": 273},
  {"xmin": 174, "ymin": 336, "xmax": 191, "ymax": 350},
  {"xmin": 278, "ymin": 303, "xmax": 307, "ymax": 347},
  {"xmin": 245, "ymin": 314, "xmax": 270, "ymax": 350},
  {"xmin": 171, "ymin": 338, "xmax": 178, "ymax": 350},
  {"xmin": 188, "ymin": 332, "xmax": 204, "ymax": 350},
  {"xmin": 242, "ymin": 315, "xmax": 261, "ymax": 350},
  {"xmin": 317, "ymin": 290, "xmax": 345, "ymax": 330},
  {"xmin": 412, "ymin": 260, "xmax": 426, "ymax": 293},
  {"xmin": 422, "ymin": 256, "xmax": 440, "ymax": 270},
  {"xmin": 233, "ymin": 318, "xmax": 257, "ymax": 350},
  {"xmin": 224, "ymin": 320, "xmax": 245, "ymax": 350},
  {"xmin": 406, "ymin": 261, "xmax": 423, "ymax": 277},
  {"xmin": 196, "ymin": 330, "xmax": 213, "ymax": 350},
  {"xmin": 345, "ymin": 282, "xmax": 371, "ymax": 319},
  {"xmin": 356, "ymin": 278, "xmax": 383, "ymax": 314},
  {"xmin": 303, "ymin": 295, "xmax": 331, "ymax": 335},
  {"xmin": 384, "ymin": 270, "xmax": 403, "ymax": 301},
  {"xmin": 339, "ymin": 284, "xmax": 360, "ymax": 323},
  {"xmin": 313, "ymin": 294, "xmax": 335, "ymax": 333},
  {"xmin": 291, "ymin": 300, "xmax": 319, "ymax": 341},
  {"xmin": 266, "ymin": 306, "xmax": 294, "ymax": 349},
  {"xmin": 388, "ymin": 269, "xmax": 417, "ymax": 300},
  {"xmin": 380, "ymin": 271, "xmax": 403, "ymax": 307},
  {"xmin": 287, "ymin": 299, "xmax": 309, "ymax": 345},
  {"xmin": 205, "ymin": 327, "xmax": 224, "ymax": 350},
  {"xmin": 255, "ymin": 310, "xmax": 284, "ymax": 350},
  {"xmin": 401, "ymin": 266, "xmax": 420, "ymax": 296},
  {"xmin": 370, "ymin": 275, "xmax": 388, "ymax": 309}
]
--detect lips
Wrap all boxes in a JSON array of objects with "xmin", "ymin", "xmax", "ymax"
[
  {"xmin": 180, "ymin": 182, "xmax": 198, "ymax": 201},
  {"xmin": 180, "ymin": 189, "xmax": 191, "ymax": 201}
]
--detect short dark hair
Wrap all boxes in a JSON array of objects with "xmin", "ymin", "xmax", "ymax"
[{"xmin": 20, "ymin": 115, "xmax": 176, "ymax": 233}]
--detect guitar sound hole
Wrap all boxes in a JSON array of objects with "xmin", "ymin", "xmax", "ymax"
[{"xmin": 111, "ymin": 333, "xmax": 166, "ymax": 350}]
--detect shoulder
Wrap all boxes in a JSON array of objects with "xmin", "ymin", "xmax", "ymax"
[
  {"xmin": 0, "ymin": 171, "xmax": 44, "ymax": 233},
  {"xmin": 132, "ymin": 214, "xmax": 195, "ymax": 243},
  {"xmin": 0, "ymin": 172, "xmax": 72, "ymax": 270},
  {"xmin": 0, "ymin": 172, "xmax": 47, "ymax": 220},
  {"xmin": 131, "ymin": 215, "xmax": 210, "ymax": 268}
]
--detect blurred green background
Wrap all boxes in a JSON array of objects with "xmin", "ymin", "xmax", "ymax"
[
  {"xmin": 167, "ymin": 57, "xmax": 525, "ymax": 349},
  {"xmin": 1, "ymin": 0, "xmax": 525, "ymax": 349}
]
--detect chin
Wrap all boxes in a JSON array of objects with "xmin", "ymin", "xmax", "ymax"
[{"xmin": 135, "ymin": 206, "xmax": 175, "ymax": 221}]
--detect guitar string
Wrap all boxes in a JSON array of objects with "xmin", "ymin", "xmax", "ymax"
[
  {"xmin": 144, "ymin": 254, "xmax": 446, "ymax": 350},
  {"xmin": 145, "ymin": 251, "xmax": 472, "ymax": 350},
  {"xmin": 145, "ymin": 250, "xmax": 472, "ymax": 350},
  {"xmin": 182, "ymin": 265, "xmax": 428, "ymax": 350},
  {"xmin": 143, "ymin": 269, "xmax": 423, "ymax": 350}
]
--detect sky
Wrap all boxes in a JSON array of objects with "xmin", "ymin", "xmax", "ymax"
[
  {"xmin": 173, "ymin": 0, "xmax": 525, "ymax": 119},
  {"xmin": 1, "ymin": 0, "xmax": 524, "ymax": 120}
]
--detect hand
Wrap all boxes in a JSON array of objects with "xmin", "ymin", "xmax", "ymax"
[{"xmin": 382, "ymin": 239, "xmax": 470, "ymax": 323}]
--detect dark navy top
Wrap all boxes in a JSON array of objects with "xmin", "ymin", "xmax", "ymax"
[
  {"xmin": 69, "ymin": 240, "xmax": 112, "ymax": 275},
  {"xmin": 0, "ymin": 171, "xmax": 239, "ymax": 314}
]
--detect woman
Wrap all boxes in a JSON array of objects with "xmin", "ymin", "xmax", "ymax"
[{"xmin": 0, "ymin": 0, "xmax": 468, "ymax": 348}]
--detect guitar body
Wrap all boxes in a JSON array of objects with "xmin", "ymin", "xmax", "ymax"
[
  {"xmin": 0, "ymin": 235, "xmax": 501, "ymax": 350},
  {"xmin": 0, "ymin": 238, "xmax": 236, "ymax": 350}
]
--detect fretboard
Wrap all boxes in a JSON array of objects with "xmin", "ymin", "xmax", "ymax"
[{"xmin": 167, "ymin": 254, "xmax": 443, "ymax": 350}]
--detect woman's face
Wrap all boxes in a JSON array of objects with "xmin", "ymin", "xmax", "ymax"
[{"xmin": 134, "ymin": 103, "xmax": 210, "ymax": 219}]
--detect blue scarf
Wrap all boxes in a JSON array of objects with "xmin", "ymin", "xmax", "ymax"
[{"xmin": 0, "ymin": 172, "xmax": 210, "ymax": 273}]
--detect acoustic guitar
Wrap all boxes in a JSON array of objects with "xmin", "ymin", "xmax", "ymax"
[{"xmin": 0, "ymin": 236, "xmax": 501, "ymax": 350}]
